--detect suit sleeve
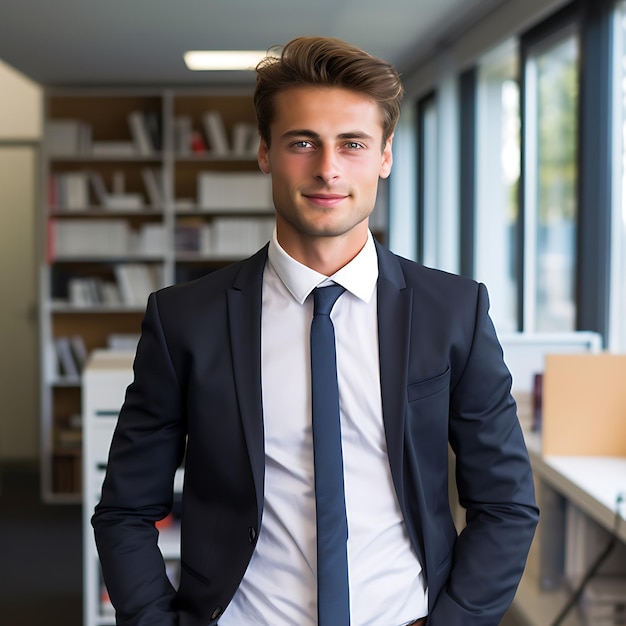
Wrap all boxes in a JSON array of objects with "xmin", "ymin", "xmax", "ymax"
[
  {"xmin": 91, "ymin": 292, "xmax": 187, "ymax": 625},
  {"xmin": 428, "ymin": 283, "xmax": 539, "ymax": 625}
]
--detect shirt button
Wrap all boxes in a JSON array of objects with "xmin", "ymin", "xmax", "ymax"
[
  {"xmin": 249, "ymin": 527, "xmax": 257, "ymax": 543},
  {"xmin": 211, "ymin": 606, "xmax": 223, "ymax": 620}
]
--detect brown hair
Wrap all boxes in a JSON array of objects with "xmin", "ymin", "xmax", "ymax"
[{"xmin": 254, "ymin": 36, "xmax": 404, "ymax": 146}]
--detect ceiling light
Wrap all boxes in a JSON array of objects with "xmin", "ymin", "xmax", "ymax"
[{"xmin": 184, "ymin": 50, "xmax": 272, "ymax": 71}]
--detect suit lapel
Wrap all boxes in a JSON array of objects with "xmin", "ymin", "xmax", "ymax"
[
  {"xmin": 227, "ymin": 245, "xmax": 268, "ymax": 524},
  {"xmin": 224, "ymin": 243, "xmax": 413, "ymax": 529},
  {"xmin": 375, "ymin": 242, "xmax": 412, "ymax": 502}
]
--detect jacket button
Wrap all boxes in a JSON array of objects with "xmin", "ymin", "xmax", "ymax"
[
  {"xmin": 211, "ymin": 606, "xmax": 223, "ymax": 620},
  {"xmin": 249, "ymin": 527, "xmax": 257, "ymax": 543}
]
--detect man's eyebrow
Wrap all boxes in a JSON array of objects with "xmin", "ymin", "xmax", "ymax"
[
  {"xmin": 280, "ymin": 129, "xmax": 320, "ymax": 140},
  {"xmin": 280, "ymin": 129, "xmax": 375, "ymax": 141},
  {"xmin": 337, "ymin": 131, "xmax": 375, "ymax": 141}
]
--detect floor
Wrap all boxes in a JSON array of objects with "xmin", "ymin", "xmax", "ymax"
[{"xmin": 0, "ymin": 463, "xmax": 83, "ymax": 626}]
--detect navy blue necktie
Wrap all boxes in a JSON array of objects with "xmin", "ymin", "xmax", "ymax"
[{"xmin": 310, "ymin": 284, "xmax": 350, "ymax": 626}]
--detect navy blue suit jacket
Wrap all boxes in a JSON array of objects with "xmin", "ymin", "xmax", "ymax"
[{"xmin": 93, "ymin": 241, "xmax": 539, "ymax": 626}]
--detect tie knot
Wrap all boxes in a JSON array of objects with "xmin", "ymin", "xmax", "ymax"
[{"xmin": 313, "ymin": 284, "xmax": 346, "ymax": 316}]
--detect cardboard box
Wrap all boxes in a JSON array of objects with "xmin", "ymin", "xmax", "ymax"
[{"xmin": 542, "ymin": 354, "xmax": 626, "ymax": 456}]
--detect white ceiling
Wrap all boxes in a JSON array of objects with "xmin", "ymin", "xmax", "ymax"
[{"xmin": 0, "ymin": 0, "xmax": 502, "ymax": 87}]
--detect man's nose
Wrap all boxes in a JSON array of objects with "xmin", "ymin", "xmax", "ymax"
[{"xmin": 314, "ymin": 147, "xmax": 340, "ymax": 183}]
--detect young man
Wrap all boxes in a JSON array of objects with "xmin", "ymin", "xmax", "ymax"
[{"xmin": 92, "ymin": 37, "xmax": 539, "ymax": 626}]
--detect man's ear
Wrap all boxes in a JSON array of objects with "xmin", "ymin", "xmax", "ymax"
[
  {"xmin": 258, "ymin": 138, "xmax": 271, "ymax": 174},
  {"xmin": 379, "ymin": 134, "xmax": 394, "ymax": 179}
]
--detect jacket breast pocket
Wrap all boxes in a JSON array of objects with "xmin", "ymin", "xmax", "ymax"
[{"xmin": 407, "ymin": 367, "xmax": 450, "ymax": 403}]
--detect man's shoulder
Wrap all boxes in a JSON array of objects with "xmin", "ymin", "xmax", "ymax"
[{"xmin": 376, "ymin": 243, "xmax": 479, "ymax": 293}]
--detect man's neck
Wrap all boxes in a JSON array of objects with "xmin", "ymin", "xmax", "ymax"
[{"xmin": 276, "ymin": 225, "xmax": 370, "ymax": 276}]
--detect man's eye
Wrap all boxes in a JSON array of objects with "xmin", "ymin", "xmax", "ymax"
[
  {"xmin": 345, "ymin": 142, "xmax": 364, "ymax": 150},
  {"xmin": 293, "ymin": 140, "xmax": 313, "ymax": 149}
]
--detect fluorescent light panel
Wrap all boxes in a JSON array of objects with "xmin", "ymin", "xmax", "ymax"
[{"xmin": 184, "ymin": 50, "xmax": 269, "ymax": 71}]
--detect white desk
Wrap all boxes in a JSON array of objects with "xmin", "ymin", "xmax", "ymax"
[
  {"xmin": 525, "ymin": 432, "xmax": 626, "ymax": 542},
  {"xmin": 511, "ymin": 432, "xmax": 626, "ymax": 626}
]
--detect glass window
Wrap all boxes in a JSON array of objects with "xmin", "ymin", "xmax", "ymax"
[
  {"xmin": 475, "ymin": 41, "xmax": 520, "ymax": 333},
  {"xmin": 524, "ymin": 30, "xmax": 579, "ymax": 332}
]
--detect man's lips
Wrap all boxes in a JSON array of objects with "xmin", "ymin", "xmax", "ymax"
[{"xmin": 303, "ymin": 193, "xmax": 349, "ymax": 208}]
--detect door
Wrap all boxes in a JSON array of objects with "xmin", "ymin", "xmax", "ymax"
[{"xmin": 0, "ymin": 145, "xmax": 39, "ymax": 460}]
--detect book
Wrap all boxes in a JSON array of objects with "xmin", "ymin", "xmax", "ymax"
[
  {"xmin": 68, "ymin": 278, "xmax": 94, "ymax": 306},
  {"xmin": 114, "ymin": 263, "xmax": 159, "ymax": 306},
  {"xmin": 89, "ymin": 172, "xmax": 108, "ymax": 206},
  {"xmin": 54, "ymin": 219, "xmax": 130, "ymax": 257},
  {"xmin": 100, "ymin": 282, "xmax": 123, "ymax": 306},
  {"xmin": 55, "ymin": 172, "xmax": 90, "ymax": 210},
  {"xmin": 202, "ymin": 111, "xmax": 230, "ymax": 155},
  {"xmin": 55, "ymin": 336, "xmax": 80, "ymax": 379},
  {"xmin": 174, "ymin": 116, "xmax": 193, "ymax": 155},
  {"xmin": 175, "ymin": 224, "xmax": 203, "ymax": 254},
  {"xmin": 144, "ymin": 111, "xmax": 163, "ymax": 152},
  {"xmin": 138, "ymin": 223, "xmax": 165, "ymax": 255},
  {"xmin": 197, "ymin": 171, "xmax": 273, "ymax": 210},
  {"xmin": 211, "ymin": 216, "xmax": 275, "ymax": 256},
  {"xmin": 69, "ymin": 335, "xmax": 88, "ymax": 371},
  {"xmin": 91, "ymin": 141, "xmax": 136, "ymax": 157},
  {"xmin": 232, "ymin": 122, "xmax": 259, "ymax": 158},
  {"xmin": 141, "ymin": 168, "xmax": 163, "ymax": 207},
  {"xmin": 127, "ymin": 111, "xmax": 154, "ymax": 156},
  {"xmin": 103, "ymin": 193, "xmax": 144, "ymax": 210},
  {"xmin": 45, "ymin": 119, "xmax": 91, "ymax": 156}
]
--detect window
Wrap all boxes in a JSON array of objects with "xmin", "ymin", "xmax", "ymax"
[
  {"xmin": 475, "ymin": 40, "xmax": 521, "ymax": 333},
  {"xmin": 523, "ymin": 27, "xmax": 580, "ymax": 332}
]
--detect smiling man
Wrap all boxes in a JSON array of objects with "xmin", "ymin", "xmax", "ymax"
[{"xmin": 92, "ymin": 36, "xmax": 539, "ymax": 626}]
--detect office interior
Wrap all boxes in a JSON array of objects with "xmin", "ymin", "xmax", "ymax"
[{"xmin": 1, "ymin": 0, "xmax": 625, "ymax": 624}]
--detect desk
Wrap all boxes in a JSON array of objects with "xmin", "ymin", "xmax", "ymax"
[
  {"xmin": 525, "ymin": 432, "xmax": 626, "ymax": 542},
  {"xmin": 510, "ymin": 433, "xmax": 626, "ymax": 626}
]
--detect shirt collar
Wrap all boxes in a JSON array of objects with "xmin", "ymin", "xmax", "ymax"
[{"xmin": 267, "ymin": 229, "xmax": 379, "ymax": 305}]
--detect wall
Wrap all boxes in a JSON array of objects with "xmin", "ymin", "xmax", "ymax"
[{"xmin": 0, "ymin": 59, "xmax": 42, "ymax": 461}]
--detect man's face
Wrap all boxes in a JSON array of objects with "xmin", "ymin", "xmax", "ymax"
[{"xmin": 258, "ymin": 86, "xmax": 393, "ymax": 251}]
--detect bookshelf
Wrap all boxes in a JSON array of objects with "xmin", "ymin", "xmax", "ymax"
[{"xmin": 40, "ymin": 88, "xmax": 273, "ymax": 502}]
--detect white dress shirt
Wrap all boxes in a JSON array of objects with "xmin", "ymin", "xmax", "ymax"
[{"xmin": 219, "ymin": 231, "xmax": 427, "ymax": 626}]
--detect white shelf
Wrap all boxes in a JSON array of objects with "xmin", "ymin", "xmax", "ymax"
[
  {"xmin": 49, "ymin": 154, "xmax": 164, "ymax": 163},
  {"xmin": 83, "ymin": 350, "xmax": 184, "ymax": 626},
  {"xmin": 50, "ymin": 304, "xmax": 148, "ymax": 313}
]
